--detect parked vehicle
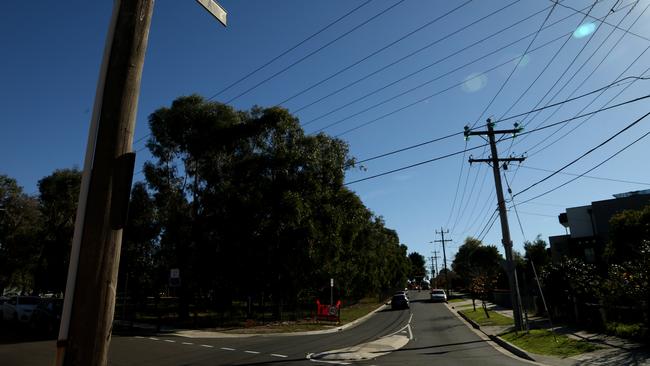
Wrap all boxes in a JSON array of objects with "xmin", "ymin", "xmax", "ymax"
[
  {"xmin": 430, "ymin": 289, "xmax": 447, "ymax": 303},
  {"xmin": 29, "ymin": 298, "xmax": 63, "ymax": 334},
  {"xmin": 391, "ymin": 294, "xmax": 409, "ymax": 310},
  {"xmin": 2, "ymin": 296, "xmax": 40, "ymax": 323},
  {"xmin": 394, "ymin": 290, "xmax": 408, "ymax": 299}
]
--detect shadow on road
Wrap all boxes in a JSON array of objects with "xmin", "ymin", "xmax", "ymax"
[
  {"xmin": 0, "ymin": 323, "xmax": 56, "ymax": 345},
  {"xmin": 387, "ymin": 339, "xmax": 487, "ymax": 353}
]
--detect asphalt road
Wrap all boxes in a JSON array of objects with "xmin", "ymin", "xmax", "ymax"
[{"xmin": 0, "ymin": 292, "xmax": 532, "ymax": 365}]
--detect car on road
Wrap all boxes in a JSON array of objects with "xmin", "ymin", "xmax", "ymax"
[
  {"xmin": 391, "ymin": 294, "xmax": 409, "ymax": 310},
  {"xmin": 29, "ymin": 298, "xmax": 63, "ymax": 334},
  {"xmin": 430, "ymin": 289, "xmax": 447, "ymax": 303},
  {"xmin": 2, "ymin": 296, "xmax": 40, "ymax": 323}
]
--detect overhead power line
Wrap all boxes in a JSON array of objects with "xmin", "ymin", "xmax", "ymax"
[
  {"xmin": 357, "ymin": 131, "xmax": 462, "ymax": 163},
  {"xmin": 312, "ymin": 5, "xmax": 593, "ymax": 134},
  {"xmin": 345, "ymin": 142, "xmax": 490, "ymax": 185},
  {"xmin": 346, "ymin": 92, "xmax": 650, "ymax": 185},
  {"xmin": 517, "ymin": 125, "xmax": 650, "ymax": 205},
  {"xmin": 357, "ymin": 83, "xmax": 650, "ymax": 166},
  {"xmin": 205, "ymin": 1, "xmax": 373, "ymax": 101},
  {"xmin": 502, "ymin": 0, "xmax": 642, "ymax": 168},
  {"xmin": 327, "ymin": 7, "xmax": 626, "ymax": 137},
  {"xmin": 514, "ymin": 109, "xmax": 650, "ymax": 198},
  {"xmin": 493, "ymin": 76, "xmax": 648, "ymax": 124},
  {"xmin": 469, "ymin": 0, "xmax": 559, "ymax": 128},
  {"xmin": 515, "ymin": 164, "xmax": 650, "ymax": 185},
  {"xmin": 299, "ymin": 1, "xmax": 557, "ymax": 125},
  {"xmin": 223, "ymin": 0, "xmax": 407, "ymax": 104},
  {"xmin": 275, "ymin": 0, "xmax": 475, "ymax": 106},
  {"xmin": 554, "ymin": 0, "xmax": 650, "ymax": 43},
  {"xmin": 496, "ymin": 0, "xmax": 614, "ymax": 121}
]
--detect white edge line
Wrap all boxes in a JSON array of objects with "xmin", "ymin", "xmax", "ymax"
[{"xmin": 306, "ymin": 353, "xmax": 351, "ymax": 365}]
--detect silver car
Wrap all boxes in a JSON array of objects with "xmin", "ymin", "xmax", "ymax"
[{"xmin": 430, "ymin": 289, "xmax": 447, "ymax": 303}]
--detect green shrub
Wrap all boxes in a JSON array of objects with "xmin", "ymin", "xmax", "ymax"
[{"xmin": 605, "ymin": 322, "xmax": 648, "ymax": 340}]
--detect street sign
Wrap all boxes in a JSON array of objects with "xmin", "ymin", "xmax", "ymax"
[
  {"xmin": 170, "ymin": 268, "xmax": 180, "ymax": 279},
  {"xmin": 196, "ymin": 0, "xmax": 227, "ymax": 26}
]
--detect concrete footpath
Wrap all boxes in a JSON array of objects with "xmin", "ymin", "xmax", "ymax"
[{"xmin": 449, "ymin": 299, "xmax": 650, "ymax": 366}]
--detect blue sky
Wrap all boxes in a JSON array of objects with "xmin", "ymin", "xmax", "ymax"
[{"xmin": 2, "ymin": 0, "xmax": 650, "ymax": 275}]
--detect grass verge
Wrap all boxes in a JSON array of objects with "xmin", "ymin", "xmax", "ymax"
[
  {"xmin": 459, "ymin": 308, "xmax": 513, "ymax": 326},
  {"xmin": 221, "ymin": 298, "xmax": 385, "ymax": 334},
  {"xmin": 501, "ymin": 329, "xmax": 600, "ymax": 357}
]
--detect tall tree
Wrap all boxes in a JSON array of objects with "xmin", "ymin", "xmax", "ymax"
[
  {"xmin": 34, "ymin": 168, "xmax": 81, "ymax": 293},
  {"xmin": 0, "ymin": 175, "xmax": 40, "ymax": 293},
  {"xmin": 142, "ymin": 94, "xmax": 410, "ymax": 315},
  {"xmin": 118, "ymin": 182, "xmax": 159, "ymax": 304},
  {"xmin": 408, "ymin": 252, "xmax": 426, "ymax": 282}
]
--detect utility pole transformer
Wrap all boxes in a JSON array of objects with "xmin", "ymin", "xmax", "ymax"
[
  {"xmin": 465, "ymin": 118, "xmax": 526, "ymax": 331},
  {"xmin": 434, "ymin": 228, "xmax": 452, "ymax": 295}
]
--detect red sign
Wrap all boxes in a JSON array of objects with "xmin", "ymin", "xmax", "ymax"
[{"xmin": 316, "ymin": 299, "xmax": 341, "ymax": 322}]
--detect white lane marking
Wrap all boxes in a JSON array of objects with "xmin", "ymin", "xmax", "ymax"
[
  {"xmin": 164, "ymin": 339, "xmax": 176, "ymax": 343},
  {"xmin": 407, "ymin": 323, "xmax": 413, "ymax": 340},
  {"xmin": 182, "ymin": 342, "xmax": 193, "ymax": 345},
  {"xmin": 221, "ymin": 347, "xmax": 236, "ymax": 351},
  {"xmin": 271, "ymin": 354, "xmax": 288, "ymax": 358},
  {"xmin": 306, "ymin": 354, "xmax": 351, "ymax": 365},
  {"xmin": 200, "ymin": 344, "xmax": 214, "ymax": 348},
  {"xmin": 135, "ymin": 336, "xmax": 145, "ymax": 339},
  {"xmin": 148, "ymin": 337, "xmax": 159, "ymax": 341},
  {"xmin": 245, "ymin": 350, "xmax": 261, "ymax": 354}
]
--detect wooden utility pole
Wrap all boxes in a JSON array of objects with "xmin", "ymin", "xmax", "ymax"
[
  {"xmin": 57, "ymin": 1, "xmax": 227, "ymax": 365},
  {"xmin": 431, "ymin": 251, "xmax": 438, "ymax": 288},
  {"xmin": 56, "ymin": 1, "xmax": 154, "ymax": 365},
  {"xmin": 465, "ymin": 119, "xmax": 526, "ymax": 331},
  {"xmin": 434, "ymin": 228, "xmax": 452, "ymax": 295}
]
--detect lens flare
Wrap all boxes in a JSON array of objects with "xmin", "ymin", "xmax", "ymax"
[
  {"xmin": 462, "ymin": 72, "xmax": 488, "ymax": 93},
  {"xmin": 573, "ymin": 23, "xmax": 596, "ymax": 39}
]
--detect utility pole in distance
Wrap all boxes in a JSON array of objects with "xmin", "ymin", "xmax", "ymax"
[
  {"xmin": 465, "ymin": 118, "xmax": 525, "ymax": 331},
  {"xmin": 431, "ymin": 251, "xmax": 438, "ymax": 288},
  {"xmin": 434, "ymin": 228, "xmax": 452, "ymax": 295}
]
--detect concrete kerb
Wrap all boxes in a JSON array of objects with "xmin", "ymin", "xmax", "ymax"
[
  {"xmin": 446, "ymin": 303, "xmax": 546, "ymax": 366},
  {"xmin": 173, "ymin": 302, "xmax": 389, "ymax": 339}
]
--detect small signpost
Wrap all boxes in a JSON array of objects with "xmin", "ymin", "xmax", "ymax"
[{"xmin": 169, "ymin": 268, "xmax": 181, "ymax": 287}]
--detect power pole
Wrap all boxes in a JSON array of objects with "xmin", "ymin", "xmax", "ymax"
[
  {"xmin": 434, "ymin": 228, "xmax": 452, "ymax": 295},
  {"xmin": 465, "ymin": 118, "xmax": 525, "ymax": 331},
  {"xmin": 56, "ymin": 2, "xmax": 227, "ymax": 365},
  {"xmin": 431, "ymin": 251, "xmax": 438, "ymax": 288},
  {"xmin": 56, "ymin": 1, "xmax": 154, "ymax": 365}
]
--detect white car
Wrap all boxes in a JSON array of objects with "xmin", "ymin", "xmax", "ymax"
[
  {"xmin": 2, "ymin": 296, "xmax": 40, "ymax": 323},
  {"xmin": 430, "ymin": 289, "xmax": 447, "ymax": 303}
]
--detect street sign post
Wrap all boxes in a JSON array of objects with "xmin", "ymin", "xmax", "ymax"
[{"xmin": 196, "ymin": 0, "xmax": 227, "ymax": 26}]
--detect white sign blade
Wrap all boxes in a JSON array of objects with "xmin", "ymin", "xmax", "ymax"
[{"xmin": 196, "ymin": 0, "xmax": 227, "ymax": 26}]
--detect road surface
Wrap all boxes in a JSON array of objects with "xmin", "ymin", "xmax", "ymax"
[{"xmin": 0, "ymin": 292, "xmax": 532, "ymax": 365}]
